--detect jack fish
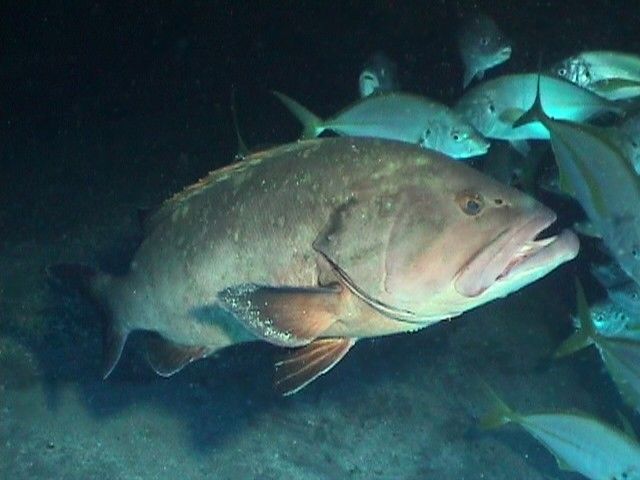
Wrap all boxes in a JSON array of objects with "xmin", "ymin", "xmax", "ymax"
[
  {"xmin": 50, "ymin": 138, "xmax": 578, "ymax": 395},
  {"xmin": 455, "ymin": 73, "xmax": 622, "ymax": 143},
  {"xmin": 552, "ymin": 50, "xmax": 640, "ymax": 100},
  {"xmin": 359, "ymin": 52, "xmax": 400, "ymax": 98},
  {"xmin": 515, "ymin": 78, "xmax": 640, "ymax": 287},
  {"xmin": 273, "ymin": 91, "xmax": 490, "ymax": 159},
  {"xmin": 480, "ymin": 380, "xmax": 640, "ymax": 478},
  {"xmin": 457, "ymin": 13, "xmax": 511, "ymax": 89}
]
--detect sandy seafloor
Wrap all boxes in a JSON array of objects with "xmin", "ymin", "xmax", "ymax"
[{"xmin": 1, "ymin": 118, "xmax": 633, "ymax": 480}]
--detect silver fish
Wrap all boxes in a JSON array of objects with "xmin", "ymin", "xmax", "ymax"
[
  {"xmin": 457, "ymin": 13, "xmax": 511, "ymax": 89},
  {"xmin": 514, "ymin": 78, "xmax": 640, "ymax": 286},
  {"xmin": 556, "ymin": 279, "xmax": 640, "ymax": 412},
  {"xmin": 49, "ymin": 137, "xmax": 578, "ymax": 395},
  {"xmin": 274, "ymin": 91, "xmax": 490, "ymax": 159},
  {"xmin": 552, "ymin": 50, "xmax": 640, "ymax": 100},
  {"xmin": 481, "ymin": 380, "xmax": 640, "ymax": 478},
  {"xmin": 358, "ymin": 52, "xmax": 400, "ymax": 98},
  {"xmin": 455, "ymin": 73, "xmax": 622, "ymax": 143}
]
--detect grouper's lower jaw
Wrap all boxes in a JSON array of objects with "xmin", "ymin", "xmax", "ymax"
[{"xmin": 454, "ymin": 214, "xmax": 580, "ymax": 300}]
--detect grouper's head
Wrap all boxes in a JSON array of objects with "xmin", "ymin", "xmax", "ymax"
[
  {"xmin": 384, "ymin": 154, "xmax": 580, "ymax": 322},
  {"xmin": 318, "ymin": 146, "xmax": 580, "ymax": 325}
]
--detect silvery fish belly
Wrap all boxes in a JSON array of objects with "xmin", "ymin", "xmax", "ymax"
[{"xmin": 78, "ymin": 137, "xmax": 578, "ymax": 395}]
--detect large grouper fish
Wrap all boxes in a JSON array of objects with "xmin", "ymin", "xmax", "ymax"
[{"xmin": 50, "ymin": 137, "xmax": 579, "ymax": 395}]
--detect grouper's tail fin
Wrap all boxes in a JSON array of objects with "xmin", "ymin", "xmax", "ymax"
[
  {"xmin": 46, "ymin": 263, "xmax": 129, "ymax": 379},
  {"xmin": 272, "ymin": 91, "xmax": 324, "ymax": 139}
]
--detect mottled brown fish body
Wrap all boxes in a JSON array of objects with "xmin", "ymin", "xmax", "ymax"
[{"xmin": 86, "ymin": 137, "xmax": 577, "ymax": 393}]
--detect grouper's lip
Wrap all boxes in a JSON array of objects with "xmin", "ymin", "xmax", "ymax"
[{"xmin": 454, "ymin": 210, "xmax": 579, "ymax": 298}]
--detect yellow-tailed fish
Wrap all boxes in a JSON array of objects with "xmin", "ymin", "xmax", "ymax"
[
  {"xmin": 555, "ymin": 279, "xmax": 640, "ymax": 412},
  {"xmin": 273, "ymin": 91, "xmax": 490, "ymax": 159},
  {"xmin": 480, "ymin": 381, "xmax": 640, "ymax": 479}
]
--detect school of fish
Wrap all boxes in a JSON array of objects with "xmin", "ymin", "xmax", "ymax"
[{"xmin": 49, "ymin": 10, "xmax": 640, "ymax": 480}]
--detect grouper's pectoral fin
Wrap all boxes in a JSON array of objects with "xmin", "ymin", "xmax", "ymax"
[
  {"xmin": 146, "ymin": 334, "xmax": 213, "ymax": 377},
  {"xmin": 275, "ymin": 338, "xmax": 356, "ymax": 396},
  {"xmin": 218, "ymin": 284, "xmax": 343, "ymax": 347}
]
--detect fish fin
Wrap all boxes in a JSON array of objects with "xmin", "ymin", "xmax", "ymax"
[
  {"xmin": 554, "ymin": 278, "xmax": 596, "ymax": 358},
  {"xmin": 477, "ymin": 379, "xmax": 518, "ymax": 429},
  {"xmin": 509, "ymin": 139, "xmax": 531, "ymax": 157},
  {"xmin": 272, "ymin": 91, "xmax": 324, "ymax": 139},
  {"xmin": 463, "ymin": 69, "xmax": 477, "ymax": 89},
  {"xmin": 274, "ymin": 337, "xmax": 356, "ymax": 396},
  {"xmin": 218, "ymin": 284, "xmax": 342, "ymax": 347},
  {"xmin": 146, "ymin": 335, "xmax": 212, "ymax": 377},
  {"xmin": 103, "ymin": 322, "xmax": 130, "ymax": 379},
  {"xmin": 231, "ymin": 86, "xmax": 249, "ymax": 161},
  {"xmin": 499, "ymin": 108, "xmax": 526, "ymax": 124},
  {"xmin": 512, "ymin": 73, "xmax": 549, "ymax": 129}
]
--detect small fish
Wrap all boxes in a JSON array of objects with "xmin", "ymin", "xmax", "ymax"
[
  {"xmin": 457, "ymin": 13, "xmax": 512, "ymax": 89},
  {"xmin": 556, "ymin": 279, "xmax": 640, "ymax": 412},
  {"xmin": 274, "ymin": 91, "xmax": 490, "ymax": 159},
  {"xmin": 480, "ymin": 380, "xmax": 640, "ymax": 479},
  {"xmin": 607, "ymin": 280, "xmax": 640, "ymax": 320},
  {"xmin": 552, "ymin": 50, "xmax": 640, "ymax": 100},
  {"xmin": 358, "ymin": 52, "xmax": 400, "ymax": 98},
  {"xmin": 455, "ymin": 73, "xmax": 622, "ymax": 146},
  {"xmin": 48, "ymin": 137, "xmax": 578, "ymax": 395},
  {"xmin": 514, "ymin": 76, "xmax": 640, "ymax": 287}
]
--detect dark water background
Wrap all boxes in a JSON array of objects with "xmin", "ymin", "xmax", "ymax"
[{"xmin": 1, "ymin": 1, "xmax": 639, "ymax": 479}]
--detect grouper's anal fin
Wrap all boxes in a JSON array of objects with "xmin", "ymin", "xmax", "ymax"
[
  {"xmin": 275, "ymin": 338, "xmax": 356, "ymax": 396},
  {"xmin": 145, "ymin": 334, "xmax": 213, "ymax": 377},
  {"xmin": 217, "ymin": 284, "xmax": 343, "ymax": 347}
]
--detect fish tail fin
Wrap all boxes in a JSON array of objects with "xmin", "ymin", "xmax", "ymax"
[
  {"xmin": 513, "ymin": 72, "xmax": 549, "ymax": 129},
  {"xmin": 554, "ymin": 277, "xmax": 596, "ymax": 358},
  {"xmin": 272, "ymin": 91, "xmax": 324, "ymax": 139},
  {"xmin": 231, "ymin": 86, "xmax": 249, "ymax": 160},
  {"xmin": 46, "ymin": 263, "xmax": 129, "ymax": 379},
  {"xmin": 478, "ymin": 379, "xmax": 519, "ymax": 429}
]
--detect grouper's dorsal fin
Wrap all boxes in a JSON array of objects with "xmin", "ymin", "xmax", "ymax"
[{"xmin": 231, "ymin": 86, "xmax": 249, "ymax": 161}]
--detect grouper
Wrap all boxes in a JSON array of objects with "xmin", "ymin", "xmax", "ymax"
[{"xmin": 50, "ymin": 137, "xmax": 579, "ymax": 395}]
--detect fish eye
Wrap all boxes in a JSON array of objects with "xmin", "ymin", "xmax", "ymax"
[
  {"xmin": 452, "ymin": 131, "xmax": 461, "ymax": 141},
  {"xmin": 456, "ymin": 191, "xmax": 484, "ymax": 216},
  {"xmin": 488, "ymin": 102, "xmax": 496, "ymax": 114},
  {"xmin": 558, "ymin": 67, "xmax": 567, "ymax": 76},
  {"xmin": 494, "ymin": 198, "xmax": 504, "ymax": 205},
  {"xmin": 479, "ymin": 36, "xmax": 490, "ymax": 46}
]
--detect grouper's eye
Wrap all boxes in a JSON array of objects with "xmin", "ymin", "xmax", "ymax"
[
  {"xmin": 558, "ymin": 67, "xmax": 567, "ymax": 77},
  {"xmin": 456, "ymin": 190, "xmax": 485, "ymax": 216}
]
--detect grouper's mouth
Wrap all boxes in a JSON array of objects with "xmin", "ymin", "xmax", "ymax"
[{"xmin": 455, "ymin": 210, "xmax": 580, "ymax": 298}]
